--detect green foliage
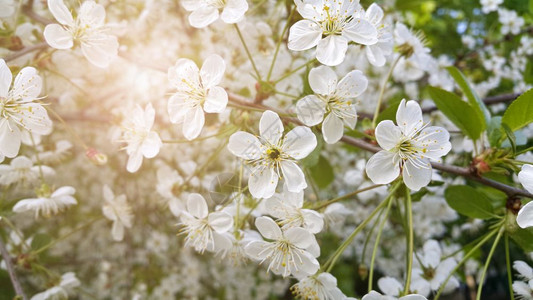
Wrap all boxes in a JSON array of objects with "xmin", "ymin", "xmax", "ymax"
[
  {"xmin": 309, "ymin": 155, "xmax": 334, "ymax": 189},
  {"xmin": 445, "ymin": 185, "xmax": 497, "ymax": 219},
  {"xmin": 510, "ymin": 228, "xmax": 533, "ymax": 252},
  {"xmin": 502, "ymin": 89, "xmax": 533, "ymax": 132},
  {"xmin": 428, "ymin": 86, "xmax": 485, "ymax": 140}
]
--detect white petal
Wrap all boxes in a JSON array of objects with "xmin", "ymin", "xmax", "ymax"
[
  {"xmin": 308, "ymin": 66, "xmax": 338, "ymax": 96},
  {"xmin": 336, "ymin": 70, "xmax": 368, "ymax": 98},
  {"xmin": 80, "ymin": 35, "xmax": 119, "ymax": 68},
  {"xmin": 187, "ymin": 193, "xmax": 208, "ymax": 219},
  {"xmin": 43, "ymin": 24, "xmax": 73, "ymax": 49},
  {"xmin": 111, "ymin": 221, "xmax": 124, "ymax": 241},
  {"xmin": 255, "ymin": 216, "xmax": 282, "ymax": 240},
  {"xmin": 281, "ymin": 161, "xmax": 307, "ymax": 193},
  {"xmin": 51, "ymin": 186, "xmax": 75, "ymax": 197},
  {"xmin": 78, "ymin": 0, "xmax": 106, "ymax": 27},
  {"xmin": 375, "ymin": 120, "xmax": 402, "ymax": 151},
  {"xmin": 220, "ymin": 0, "xmax": 248, "ymax": 24},
  {"xmin": 200, "ymin": 54, "xmax": 225, "ymax": 89},
  {"xmin": 168, "ymin": 58, "xmax": 200, "ymax": 91},
  {"xmin": 517, "ymin": 201, "xmax": 533, "ymax": 229},
  {"xmin": 14, "ymin": 103, "xmax": 52, "ymax": 135},
  {"xmin": 102, "ymin": 184, "xmax": 114, "ymax": 202},
  {"xmin": 287, "ymin": 20, "xmax": 322, "ymax": 51},
  {"xmin": 322, "ymin": 113, "xmax": 344, "ymax": 144},
  {"xmin": 182, "ymin": 105, "xmax": 205, "ymax": 140},
  {"xmin": 203, "ymin": 86, "xmax": 228, "ymax": 113},
  {"xmin": 402, "ymin": 159, "xmax": 432, "ymax": 191},
  {"xmin": 0, "ymin": 59, "xmax": 12, "ymax": 98},
  {"xmin": 260, "ymin": 110, "xmax": 284, "ymax": 146},
  {"xmin": 47, "ymin": 0, "xmax": 74, "ymax": 25},
  {"xmin": 316, "ymin": 35, "xmax": 348, "ymax": 66},
  {"xmin": 181, "ymin": 0, "xmax": 204, "ymax": 11},
  {"xmin": 282, "ymin": 126, "xmax": 317, "ymax": 159},
  {"xmin": 249, "ymin": 165, "xmax": 278, "ymax": 199},
  {"xmin": 400, "ymin": 295, "xmax": 428, "ymax": 300},
  {"xmin": 12, "ymin": 67, "xmax": 42, "ymax": 101},
  {"xmin": 396, "ymin": 99, "xmax": 424, "ymax": 137},
  {"xmin": 289, "ymin": 250, "xmax": 320, "ymax": 278},
  {"xmin": 301, "ymin": 209, "xmax": 324, "ymax": 234},
  {"xmin": 365, "ymin": 150, "xmax": 400, "ymax": 185},
  {"xmin": 366, "ymin": 3, "xmax": 384, "ymax": 24},
  {"xmin": 208, "ymin": 212, "xmax": 234, "ymax": 233},
  {"xmin": 296, "ymin": 95, "xmax": 326, "ymax": 126},
  {"xmin": 245, "ymin": 240, "xmax": 271, "ymax": 260},
  {"xmin": 0, "ymin": 119, "xmax": 21, "ymax": 158},
  {"xmin": 378, "ymin": 277, "xmax": 403, "ymax": 296},
  {"xmin": 518, "ymin": 164, "xmax": 533, "ymax": 194},
  {"xmin": 413, "ymin": 126, "xmax": 451, "ymax": 161},
  {"xmin": 140, "ymin": 131, "xmax": 161, "ymax": 158},
  {"xmin": 126, "ymin": 150, "xmax": 143, "ymax": 173},
  {"xmin": 227, "ymin": 131, "xmax": 262, "ymax": 160},
  {"xmin": 188, "ymin": 6, "xmax": 219, "ymax": 28},
  {"xmin": 285, "ymin": 227, "xmax": 313, "ymax": 248},
  {"xmin": 167, "ymin": 94, "xmax": 192, "ymax": 124},
  {"xmin": 513, "ymin": 260, "xmax": 533, "ymax": 279},
  {"xmin": 343, "ymin": 18, "xmax": 378, "ymax": 45}
]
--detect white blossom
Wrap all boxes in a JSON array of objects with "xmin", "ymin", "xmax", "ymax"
[
  {"xmin": 168, "ymin": 54, "xmax": 228, "ymax": 140},
  {"xmin": 296, "ymin": 66, "xmax": 367, "ymax": 144},
  {"xmin": 31, "ymin": 272, "xmax": 80, "ymax": 300},
  {"xmin": 291, "ymin": 272, "xmax": 347, "ymax": 300},
  {"xmin": 288, "ymin": 0, "xmax": 378, "ymax": 66},
  {"xmin": 0, "ymin": 156, "xmax": 54, "ymax": 185},
  {"xmin": 366, "ymin": 100, "xmax": 451, "ymax": 191},
  {"xmin": 182, "ymin": 0, "xmax": 249, "ymax": 28},
  {"xmin": 517, "ymin": 164, "xmax": 533, "ymax": 228},
  {"xmin": 227, "ymin": 110, "xmax": 317, "ymax": 199},
  {"xmin": 13, "ymin": 185, "xmax": 77, "ymax": 218},
  {"xmin": 102, "ymin": 185, "xmax": 133, "ymax": 242}
]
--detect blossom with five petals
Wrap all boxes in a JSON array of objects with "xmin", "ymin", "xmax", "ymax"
[
  {"xmin": 181, "ymin": 0, "xmax": 249, "ymax": 28},
  {"xmin": 44, "ymin": 0, "xmax": 119, "ymax": 68},
  {"xmin": 227, "ymin": 110, "xmax": 317, "ymax": 199},
  {"xmin": 366, "ymin": 100, "xmax": 451, "ymax": 191}
]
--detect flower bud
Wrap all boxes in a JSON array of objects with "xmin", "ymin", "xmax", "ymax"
[{"xmin": 86, "ymin": 148, "xmax": 108, "ymax": 165}]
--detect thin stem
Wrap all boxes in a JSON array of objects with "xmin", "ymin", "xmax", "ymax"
[
  {"xmin": 504, "ymin": 233, "xmax": 515, "ymax": 300},
  {"xmin": 311, "ymin": 184, "xmax": 384, "ymax": 210},
  {"xmin": 33, "ymin": 217, "xmax": 103, "ymax": 255},
  {"xmin": 234, "ymin": 24, "xmax": 262, "ymax": 81},
  {"xmin": 267, "ymin": 6, "xmax": 296, "ymax": 81},
  {"xmin": 323, "ymin": 182, "xmax": 401, "ymax": 273},
  {"xmin": 368, "ymin": 194, "xmax": 393, "ymax": 292},
  {"xmin": 273, "ymin": 58, "xmax": 317, "ymax": 84},
  {"xmin": 434, "ymin": 225, "xmax": 500, "ymax": 300},
  {"xmin": 372, "ymin": 55, "xmax": 402, "ymax": 128},
  {"xmin": 476, "ymin": 226, "xmax": 504, "ymax": 300},
  {"xmin": 162, "ymin": 126, "xmax": 236, "ymax": 144},
  {"xmin": 0, "ymin": 234, "xmax": 27, "ymax": 300},
  {"xmin": 403, "ymin": 187, "xmax": 414, "ymax": 296},
  {"xmin": 516, "ymin": 146, "xmax": 533, "ymax": 156}
]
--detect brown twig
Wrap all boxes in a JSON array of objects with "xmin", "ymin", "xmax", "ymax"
[
  {"xmin": 227, "ymin": 92, "xmax": 533, "ymax": 199},
  {"xmin": 3, "ymin": 42, "xmax": 49, "ymax": 62},
  {"xmin": 0, "ymin": 234, "xmax": 28, "ymax": 300}
]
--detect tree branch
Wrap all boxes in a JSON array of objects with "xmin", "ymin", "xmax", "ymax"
[
  {"xmin": 4, "ymin": 42, "xmax": 49, "ymax": 63},
  {"xmin": 0, "ymin": 234, "xmax": 28, "ymax": 300},
  {"xmin": 227, "ymin": 92, "xmax": 533, "ymax": 199}
]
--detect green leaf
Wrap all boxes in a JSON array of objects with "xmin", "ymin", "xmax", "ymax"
[
  {"xmin": 445, "ymin": 185, "xmax": 497, "ymax": 219},
  {"xmin": 31, "ymin": 233, "xmax": 52, "ymax": 251},
  {"xmin": 501, "ymin": 123, "xmax": 517, "ymax": 155},
  {"xmin": 428, "ymin": 86, "xmax": 484, "ymax": 140},
  {"xmin": 510, "ymin": 227, "xmax": 533, "ymax": 252},
  {"xmin": 376, "ymin": 98, "xmax": 402, "ymax": 123},
  {"xmin": 301, "ymin": 134, "xmax": 323, "ymax": 167},
  {"xmin": 502, "ymin": 89, "xmax": 533, "ymax": 132},
  {"xmin": 309, "ymin": 155, "xmax": 334, "ymax": 189},
  {"xmin": 446, "ymin": 66, "xmax": 490, "ymax": 125},
  {"xmin": 487, "ymin": 117, "xmax": 503, "ymax": 147}
]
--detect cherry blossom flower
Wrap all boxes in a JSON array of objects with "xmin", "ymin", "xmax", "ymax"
[
  {"xmin": 0, "ymin": 59, "xmax": 52, "ymax": 158},
  {"xmin": 31, "ymin": 272, "xmax": 80, "ymax": 300},
  {"xmin": 394, "ymin": 23, "xmax": 431, "ymax": 70},
  {"xmin": 13, "ymin": 185, "xmax": 77, "ymax": 218},
  {"xmin": 291, "ymin": 272, "xmax": 348, "ymax": 300},
  {"xmin": 227, "ymin": 110, "xmax": 317, "ymax": 199},
  {"xmin": 366, "ymin": 100, "xmax": 451, "ymax": 191},
  {"xmin": 44, "ymin": 0, "xmax": 119, "ymax": 68},
  {"xmin": 181, "ymin": 0, "xmax": 249, "ymax": 28},
  {"xmin": 265, "ymin": 188, "xmax": 324, "ymax": 234},
  {"xmin": 517, "ymin": 164, "xmax": 533, "ymax": 228},
  {"xmin": 412, "ymin": 240, "xmax": 459, "ymax": 294},
  {"xmin": 480, "ymin": 0, "xmax": 503, "ymax": 14},
  {"xmin": 296, "ymin": 66, "xmax": 367, "ymax": 144},
  {"xmin": 512, "ymin": 260, "xmax": 533, "ymax": 300},
  {"xmin": 354, "ymin": 3, "xmax": 393, "ymax": 67},
  {"xmin": 180, "ymin": 193, "xmax": 233, "ymax": 253},
  {"xmin": 102, "ymin": 185, "xmax": 133, "ymax": 242},
  {"xmin": 0, "ymin": 156, "xmax": 54, "ymax": 185},
  {"xmin": 288, "ymin": 0, "xmax": 378, "ymax": 66},
  {"xmin": 377, "ymin": 276, "xmax": 430, "ymax": 298},
  {"xmin": 118, "ymin": 103, "xmax": 162, "ymax": 173},
  {"xmin": 168, "ymin": 54, "xmax": 228, "ymax": 140},
  {"xmin": 245, "ymin": 216, "xmax": 320, "ymax": 278}
]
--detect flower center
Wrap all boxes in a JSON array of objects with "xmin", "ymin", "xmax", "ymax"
[
  {"xmin": 266, "ymin": 148, "xmax": 281, "ymax": 160},
  {"xmin": 207, "ymin": 0, "xmax": 226, "ymax": 9},
  {"xmin": 320, "ymin": 5, "xmax": 351, "ymax": 36}
]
